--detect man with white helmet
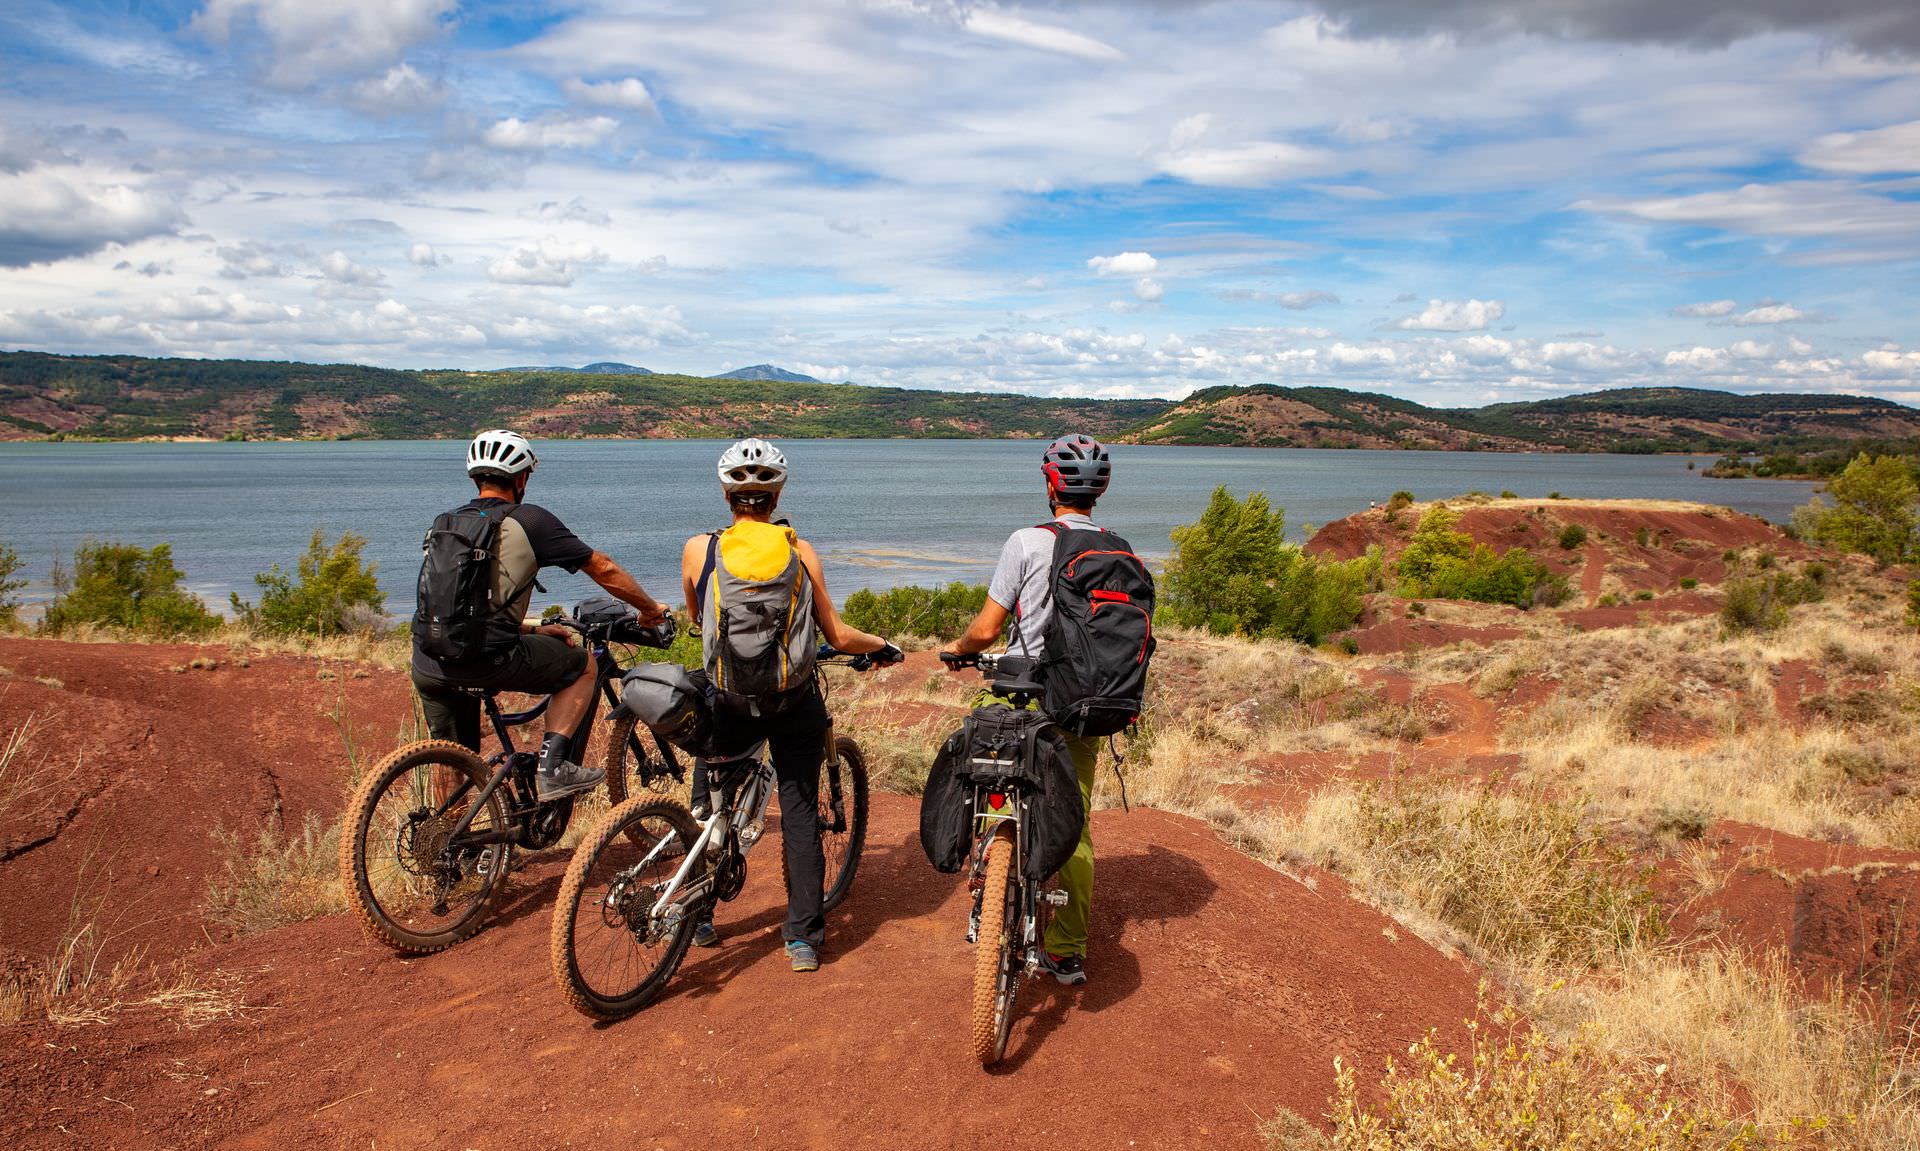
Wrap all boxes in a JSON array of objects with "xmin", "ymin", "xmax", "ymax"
[
  {"xmin": 677, "ymin": 438, "xmax": 902, "ymax": 971},
  {"xmin": 411, "ymin": 429, "xmax": 669, "ymax": 799}
]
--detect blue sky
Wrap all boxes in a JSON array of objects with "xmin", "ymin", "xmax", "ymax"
[{"xmin": 3, "ymin": 0, "xmax": 1920, "ymax": 404}]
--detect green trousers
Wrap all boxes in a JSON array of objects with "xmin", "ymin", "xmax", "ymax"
[
  {"xmin": 1045, "ymin": 732, "xmax": 1100, "ymax": 959},
  {"xmin": 972, "ymin": 690, "xmax": 1100, "ymax": 959}
]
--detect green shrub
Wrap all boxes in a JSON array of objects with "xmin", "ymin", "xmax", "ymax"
[
  {"xmin": 1160, "ymin": 486, "xmax": 1378, "ymax": 645},
  {"xmin": 0, "ymin": 542, "xmax": 23, "ymax": 630},
  {"xmin": 1396, "ymin": 505, "xmax": 1562, "ymax": 609},
  {"xmin": 1557, "ymin": 524, "xmax": 1588, "ymax": 550},
  {"xmin": 841, "ymin": 582, "xmax": 988, "ymax": 639},
  {"xmin": 39, "ymin": 542, "xmax": 218, "ymax": 637},
  {"xmin": 1635, "ymin": 526, "xmax": 1651, "ymax": 548},
  {"xmin": 1794, "ymin": 454, "xmax": 1918, "ymax": 567},
  {"xmin": 230, "ymin": 530, "xmax": 384, "ymax": 636},
  {"xmin": 1499, "ymin": 490, "xmax": 1517, "ymax": 499},
  {"xmin": 1720, "ymin": 572, "xmax": 1821, "ymax": 635},
  {"xmin": 1680, "ymin": 577, "xmax": 1698, "ymax": 590},
  {"xmin": 1908, "ymin": 580, "xmax": 1920, "ymax": 630},
  {"xmin": 1548, "ymin": 490, "xmax": 1564, "ymax": 500}
]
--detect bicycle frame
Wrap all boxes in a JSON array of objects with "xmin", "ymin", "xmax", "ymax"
[{"xmin": 643, "ymin": 754, "xmax": 777, "ymax": 918}]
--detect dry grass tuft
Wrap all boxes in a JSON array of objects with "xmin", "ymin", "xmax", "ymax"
[
  {"xmin": 0, "ymin": 712, "xmax": 83, "ymax": 826},
  {"xmin": 204, "ymin": 813, "xmax": 346, "ymax": 934}
]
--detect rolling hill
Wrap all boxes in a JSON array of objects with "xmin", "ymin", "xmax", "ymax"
[{"xmin": 3, "ymin": 352, "xmax": 1917, "ymax": 452}]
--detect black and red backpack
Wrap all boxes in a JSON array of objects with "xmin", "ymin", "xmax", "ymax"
[{"xmin": 1030, "ymin": 522, "xmax": 1156, "ymax": 737}]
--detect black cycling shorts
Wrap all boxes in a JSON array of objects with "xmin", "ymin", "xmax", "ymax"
[{"xmin": 411, "ymin": 635, "xmax": 590, "ymax": 750}]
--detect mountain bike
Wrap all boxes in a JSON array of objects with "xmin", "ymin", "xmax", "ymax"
[
  {"xmin": 550, "ymin": 647, "xmax": 877, "ymax": 1019},
  {"xmin": 341, "ymin": 606, "xmax": 682, "ymax": 953},
  {"xmin": 940, "ymin": 651, "xmax": 1072, "ymax": 1066}
]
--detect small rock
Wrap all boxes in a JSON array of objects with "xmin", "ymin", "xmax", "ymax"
[{"xmin": 144, "ymin": 865, "xmax": 161, "ymax": 878}]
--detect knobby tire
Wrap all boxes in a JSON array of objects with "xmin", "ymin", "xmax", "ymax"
[
  {"xmin": 970, "ymin": 833, "xmax": 1017, "ymax": 1066},
  {"xmin": 340, "ymin": 740, "xmax": 511, "ymax": 953},
  {"xmin": 551, "ymin": 796, "xmax": 702, "ymax": 1020}
]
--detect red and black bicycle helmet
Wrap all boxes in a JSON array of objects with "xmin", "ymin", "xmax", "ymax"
[{"xmin": 1041, "ymin": 433, "xmax": 1111, "ymax": 503}]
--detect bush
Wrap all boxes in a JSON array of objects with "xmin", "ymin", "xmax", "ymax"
[
  {"xmin": 39, "ymin": 541, "xmax": 218, "ymax": 637},
  {"xmin": 1397, "ymin": 505, "xmax": 1564, "ymax": 609},
  {"xmin": 1720, "ymin": 572, "xmax": 1822, "ymax": 635},
  {"xmin": 230, "ymin": 530, "xmax": 385, "ymax": 636},
  {"xmin": 841, "ymin": 582, "xmax": 988, "ymax": 639},
  {"xmin": 1908, "ymin": 580, "xmax": 1920, "ymax": 630},
  {"xmin": 1277, "ymin": 1012, "xmax": 1786, "ymax": 1151},
  {"xmin": 1160, "ymin": 486, "xmax": 1378, "ymax": 645},
  {"xmin": 1557, "ymin": 524, "xmax": 1588, "ymax": 550},
  {"xmin": 0, "ymin": 542, "xmax": 23, "ymax": 630},
  {"xmin": 1794, "ymin": 454, "xmax": 1918, "ymax": 567},
  {"xmin": 1680, "ymin": 577, "xmax": 1698, "ymax": 590}
]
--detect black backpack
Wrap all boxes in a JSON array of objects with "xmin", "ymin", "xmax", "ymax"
[
  {"xmin": 1032, "ymin": 522, "xmax": 1156, "ymax": 737},
  {"xmin": 411, "ymin": 503, "xmax": 513, "ymax": 662}
]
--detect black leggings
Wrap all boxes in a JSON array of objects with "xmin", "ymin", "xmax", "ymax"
[{"xmin": 696, "ymin": 690, "xmax": 830, "ymax": 948}]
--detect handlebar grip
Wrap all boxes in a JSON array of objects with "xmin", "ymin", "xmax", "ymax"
[{"xmin": 939, "ymin": 652, "xmax": 976, "ymax": 667}]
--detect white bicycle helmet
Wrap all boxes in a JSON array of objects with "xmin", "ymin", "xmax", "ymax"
[
  {"xmin": 467, "ymin": 429, "xmax": 537, "ymax": 477},
  {"xmin": 717, "ymin": 437, "xmax": 788, "ymax": 495}
]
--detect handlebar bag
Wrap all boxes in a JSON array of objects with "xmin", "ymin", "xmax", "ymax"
[{"xmin": 620, "ymin": 662, "xmax": 715, "ymax": 755}]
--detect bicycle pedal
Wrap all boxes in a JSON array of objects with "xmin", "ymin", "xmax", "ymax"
[{"xmin": 1041, "ymin": 888, "xmax": 1069, "ymax": 907}]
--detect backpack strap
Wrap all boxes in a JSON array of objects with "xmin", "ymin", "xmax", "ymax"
[{"xmin": 692, "ymin": 530, "xmax": 721, "ymax": 627}]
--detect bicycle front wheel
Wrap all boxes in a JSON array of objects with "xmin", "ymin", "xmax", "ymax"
[
  {"xmin": 970, "ymin": 832, "xmax": 1019, "ymax": 1066},
  {"xmin": 551, "ymin": 797, "xmax": 703, "ymax": 1020},
  {"xmin": 341, "ymin": 740, "xmax": 512, "ymax": 953}
]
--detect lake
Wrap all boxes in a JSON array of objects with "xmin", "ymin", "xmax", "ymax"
[{"xmin": 0, "ymin": 440, "xmax": 1820, "ymax": 619}]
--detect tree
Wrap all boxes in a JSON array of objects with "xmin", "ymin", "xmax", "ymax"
[
  {"xmin": 232, "ymin": 530, "xmax": 385, "ymax": 636},
  {"xmin": 1798, "ymin": 454, "xmax": 1917, "ymax": 567},
  {"xmin": 1397, "ymin": 503, "xmax": 1564, "ymax": 608},
  {"xmin": 1160, "ymin": 486, "xmax": 1375, "ymax": 644},
  {"xmin": 39, "ymin": 541, "xmax": 219, "ymax": 637},
  {"xmin": 0, "ymin": 541, "xmax": 24, "ymax": 630}
]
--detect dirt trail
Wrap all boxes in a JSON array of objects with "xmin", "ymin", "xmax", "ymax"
[
  {"xmin": 0, "ymin": 638, "xmax": 1486, "ymax": 1149},
  {"xmin": 4, "ymin": 798, "xmax": 1481, "ymax": 1150}
]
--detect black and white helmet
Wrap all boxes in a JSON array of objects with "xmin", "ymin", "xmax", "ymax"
[
  {"xmin": 717, "ymin": 437, "xmax": 788, "ymax": 495},
  {"xmin": 467, "ymin": 429, "xmax": 537, "ymax": 478}
]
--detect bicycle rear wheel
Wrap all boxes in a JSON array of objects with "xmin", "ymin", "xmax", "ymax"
[
  {"xmin": 551, "ymin": 797, "xmax": 703, "ymax": 1019},
  {"xmin": 970, "ymin": 833, "xmax": 1019, "ymax": 1066},
  {"xmin": 341, "ymin": 740, "xmax": 511, "ymax": 953},
  {"xmin": 783, "ymin": 734, "xmax": 870, "ymax": 913}
]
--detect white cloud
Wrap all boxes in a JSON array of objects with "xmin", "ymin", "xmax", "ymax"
[
  {"xmin": 1664, "ymin": 346, "xmax": 1730, "ymax": 369},
  {"xmin": 535, "ymin": 197, "xmax": 612, "ymax": 227},
  {"xmin": 1087, "ymin": 251, "xmax": 1156, "ymax": 276},
  {"xmin": 1278, "ymin": 290, "xmax": 1339, "ymax": 310},
  {"xmin": 1328, "ymin": 342, "xmax": 1396, "ymax": 367},
  {"xmin": 1158, "ymin": 141, "xmax": 1330, "ymax": 187},
  {"xmin": 1801, "ymin": 120, "xmax": 1920, "ymax": 175},
  {"xmin": 486, "ymin": 237, "xmax": 608, "ymax": 286},
  {"xmin": 565, "ymin": 77, "xmax": 657, "ymax": 112},
  {"xmin": 1580, "ymin": 182, "xmax": 1920, "ymax": 242},
  {"xmin": 1671, "ymin": 299, "xmax": 1737, "ymax": 318},
  {"xmin": 318, "ymin": 250, "xmax": 384, "ymax": 287},
  {"xmin": 1168, "ymin": 114, "xmax": 1211, "ymax": 153},
  {"xmin": 1396, "ymin": 298, "xmax": 1505, "ymax": 331},
  {"xmin": 191, "ymin": 0, "xmax": 454, "ymax": 87},
  {"xmin": 407, "ymin": 242, "xmax": 441, "ymax": 267},
  {"xmin": 482, "ymin": 116, "xmax": 619, "ymax": 152},
  {"xmin": 348, "ymin": 63, "xmax": 443, "ymax": 113},
  {"xmin": 1730, "ymin": 303, "xmax": 1812, "ymax": 325},
  {"xmin": 962, "ymin": 9, "xmax": 1124, "ymax": 62},
  {"xmin": 1133, "ymin": 277, "xmax": 1163, "ymax": 302},
  {"xmin": 0, "ymin": 166, "xmax": 184, "ymax": 267}
]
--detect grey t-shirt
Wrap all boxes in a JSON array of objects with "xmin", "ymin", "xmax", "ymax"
[{"xmin": 986, "ymin": 512, "xmax": 1097, "ymax": 657}]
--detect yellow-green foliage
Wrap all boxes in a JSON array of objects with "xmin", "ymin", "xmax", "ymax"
[
  {"xmin": 1268, "ymin": 1013, "xmax": 1810, "ymax": 1151},
  {"xmin": 231, "ymin": 529, "xmax": 385, "ymax": 636},
  {"xmin": 0, "ymin": 540, "xmax": 24, "ymax": 629},
  {"xmin": 1794, "ymin": 454, "xmax": 1917, "ymax": 567},
  {"xmin": 1397, "ymin": 504, "xmax": 1565, "ymax": 608},
  {"xmin": 39, "ymin": 541, "xmax": 220, "ymax": 637}
]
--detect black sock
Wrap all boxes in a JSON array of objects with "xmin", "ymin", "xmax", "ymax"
[{"xmin": 538, "ymin": 732, "xmax": 571, "ymax": 773}]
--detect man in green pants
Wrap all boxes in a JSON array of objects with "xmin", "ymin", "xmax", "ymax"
[{"xmin": 940, "ymin": 434, "xmax": 1111, "ymax": 987}]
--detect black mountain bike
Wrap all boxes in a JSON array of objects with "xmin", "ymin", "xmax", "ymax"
[
  {"xmin": 341, "ymin": 608, "xmax": 682, "ymax": 953},
  {"xmin": 550, "ymin": 647, "xmax": 876, "ymax": 1019},
  {"xmin": 941, "ymin": 651, "xmax": 1071, "ymax": 1066}
]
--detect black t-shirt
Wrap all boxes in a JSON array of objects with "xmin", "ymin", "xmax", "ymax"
[{"xmin": 470, "ymin": 498, "xmax": 594, "ymax": 574}]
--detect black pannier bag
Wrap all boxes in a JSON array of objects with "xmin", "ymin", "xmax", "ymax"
[
  {"xmin": 412, "ymin": 503, "xmax": 512, "ymax": 662},
  {"xmin": 919, "ymin": 705, "xmax": 1085, "ymax": 882},
  {"xmin": 619, "ymin": 662, "xmax": 716, "ymax": 756},
  {"xmin": 1032, "ymin": 522, "xmax": 1156, "ymax": 738}
]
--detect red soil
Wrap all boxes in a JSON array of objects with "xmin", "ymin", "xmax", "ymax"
[
  {"xmin": 1340, "ymin": 617, "xmax": 1523, "ymax": 655},
  {"xmin": 0, "ymin": 637, "xmax": 1486, "ymax": 1149},
  {"xmin": 1663, "ymin": 823, "xmax": 1920, "ymax": 1006}
]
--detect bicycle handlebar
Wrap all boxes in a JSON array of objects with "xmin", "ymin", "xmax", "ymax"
[{"xmin": 818, "ymin": 641, "xmax": 903, "ymax": 673}]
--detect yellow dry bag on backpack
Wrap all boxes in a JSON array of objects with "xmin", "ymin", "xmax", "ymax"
[{"xmin": 699, "ymin": 521, "xmax": 817, "ymax": 706}]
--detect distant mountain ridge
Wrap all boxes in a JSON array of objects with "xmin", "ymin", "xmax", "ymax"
[
  {"xmin": 502, "ymin": 362, "xmax": 654, "ymax": 375},
  {"xmin": 712, "ymin": 364, "xmax": 820, "ymax": 382},
  {"xmin": 1, "ymin": 351, "xmax": 1915, "ymax": 452}
]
